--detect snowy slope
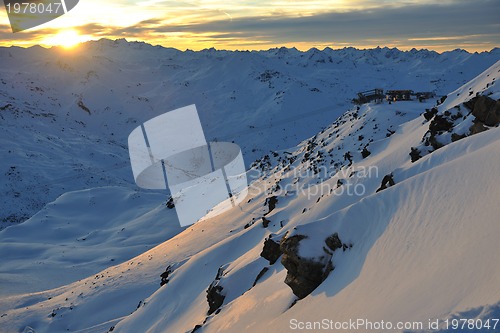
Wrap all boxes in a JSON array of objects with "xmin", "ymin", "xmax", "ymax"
[
  {"xmin": 1, "ymin": 40, "xmax": 499, "ymax": 227},
  {"xmin": 0, "ymin": 186, "xmax": 182, "ymax": 297},
  {"xmin": 1, "ymin": 59, "xmax": 499, "ymax": 333}
]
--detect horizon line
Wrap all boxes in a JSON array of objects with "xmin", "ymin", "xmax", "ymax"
[{"xmin": 2, "ymin": 37, "xmax": 499, "ymax": 54}]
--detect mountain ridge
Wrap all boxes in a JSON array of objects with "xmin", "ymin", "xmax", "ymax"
[
  {"xmin": 1, "ymin": 39, "xmax": 498, "ymax": 226},
  {"xmin": 0, "ymin": 53, "xmax": 499, "ymax": 332}
]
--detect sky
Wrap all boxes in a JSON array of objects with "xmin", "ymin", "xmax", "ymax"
[{"xmin": 0, "ymin": 0, "xmax": 499, "ymax": 52}]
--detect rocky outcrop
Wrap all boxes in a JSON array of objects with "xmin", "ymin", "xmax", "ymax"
[
  {"xmin": 166, "ymin": 196, "xmax": 175, "ymax": 209},
  {"xmin": 77, "ymin": 99, "xmax": 91, "ymax": 115},
  {"xmin": 470, "ymin": 120, "xmax": 488, "ymax": 135},
  {"xmin": 361, "ymin": 147, "xmax": 371, "ymax": 158},
  {"xmin": 280, "ymin": 235, "xmax": 331, "ymax": 299},
  {"xmin": 160, "ymin": 265, "xmax": 172, "ymax": 286},
  {"xmin": 423, "ymin": 107, "xmax": 438, "ymax": 121},
  {"xmin": 409, "ymin": 147, "xmax": 421, "ymax": 163},
  {"xmin": 260, "ymin": 237, "xmax": 282, "ymax": 264},
  {"xmin": 427, "ymin": 115, "xmax": 454, "ymax": 149},
  {"xmin": 0, "ymin": 104, "xmax": 12, "ymax": 111},
  {"xmin": 253, "ymin": 267, "xmax": 269, "ymax": 287},
  {"xmin": 191, "ymin": 324, "xmax": 202, "ymax": 332},
  {"xmin": 466, "ymin": 95, "xmax": 500, "ymax": 127},
  {"xmin": 325, "ymin": 233, "xmax": 342, "ymax": 252},
  {"xmin": 376, "ymin": 174, "xmax": 396, "ymax": 192},
  {"xmin": 279, "ymin": 233, "xmax": 350, "ymax": 299},
  {"xmin": 451, "ymin": 133, "xmax": 467, "ymax": 142},
  {"xmin": 206, "ymin": 267, "xmax": 226, "ymax": 315},
  {"xmin": 418, "ymin": 95, "xmax": 499, "ymax": 159},
  {"xmin": 264, "ymin": 196, "xmax": 278, "ymax": 216}
]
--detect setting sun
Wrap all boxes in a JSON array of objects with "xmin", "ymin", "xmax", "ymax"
[{"xmin": 46, "ymin": 30, "xmax": 84, "ymax": 49}]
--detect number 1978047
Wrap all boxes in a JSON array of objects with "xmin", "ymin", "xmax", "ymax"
[{"xmin": 6, "ymin": 2, "xmax": 64, "ymax": 15}]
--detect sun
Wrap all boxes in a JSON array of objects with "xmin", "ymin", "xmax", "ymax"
[{"xmin": 49, "ymin": 30, "xmax": 83, "ymax": 49}]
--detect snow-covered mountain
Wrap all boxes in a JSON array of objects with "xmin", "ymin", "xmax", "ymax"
[
  {"xmin": 0, "ymin": 40, "xmax": 499, "ymax": 333},
  {"xmin": 1, "ymin": 40, "xmax": 498, "ymax": 226}
]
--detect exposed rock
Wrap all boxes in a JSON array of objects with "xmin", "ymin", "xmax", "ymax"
[
  {"xmin": 409, "ymin": 147, "xmax": 422, "ymax": 163},
  {"xmin": 206, "ymin": 284, "xmax": 224, "ymax": 315},
  {"xmin": 206, "ymin": 267, "xmax": 226, "ymax": 315},
  {"xmin": 280, "ymin": 235, "xmax": 332, "ymax": 299},
  {"xmin": 191, "ymin": 324, "xmax": 202, "ymax": 332},
  {"xmin": 470, "ymin": 120, "xmax": 488, "ymax": 135},
  {"xmin": 343, "ymin": 151, "xmax": 353, "ymax": 164},
  {"xmin": 423, "ymin": 107, "xmax": 438, "ymax": 121},
  {"xmin": 450, "ymin": 110, "xmax": 463, "ymax": 121},
  {"xmin": 429, "ymin": 114, "xmax": 453, "ymax": 133},
  {"xmin": 264, "ymin": 196, "xmax": 278, "ymax": 216},
  {"xmin": 0, "ymin": 104, "xmax": 12, "ymax": 111},
  {"xmin": 361, "ymin": 147, "xmax": 371, "ymax": 158},
  {"xmin": 427, "ymin": 134, "xmax": 443, "ymax": 150},
  {"xmin": 470, "ymin": 96, "xmax": 500, "ymax": 126},
  {"xmin": 420, "ymin": 95, "xmax": 498, "ymax": 157},
  {"xmin": 438, "ymin": 95, "xmax": 447, "ymax": 105},
  {"xmin": 376, "ymin": 174, "xmax": 396, "ymax": 192},
  {"xmin": 160, "ymin": 265, "xmax": 172, "ymax": 286},
  {"xmin": 253, "ymin": 267, "xmax": 269, "ymax": 286},
  {"xmin": 463, "ymin": 96, "xmax": 477, "ymax": 111},
  {"xmin": 451, "ymin": 133, "xmax": 467, "ymax": 142},
  {"xmin": 262, "ymin": 217, "xmax": 271, "ymax": 228},
  {"xmin": 77, "ymin": 99, "xmax": 91, "ymax": 115},
  {"xmin": 288, "ymin": 298, "xmax": 299, "ymax": 309},
  {"xmin": 166, "ymin": 196, "xmax": 175, "ymax": 209},
  {"xmin": 423, "ymin": 114, "xmax": 454, "ymax": 150},
  {"xmin": 260, "ymin": 237, "xmax": 282, "ymax": 264},
  {"xmin": 325, "ymin": 233, "xmax": 342, "ymax": 251}
]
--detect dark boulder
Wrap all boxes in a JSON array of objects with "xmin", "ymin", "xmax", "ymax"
[
  {"xmin": 423, "ymin": 107, "xmax": 438, "ymax": 121},
  {"xmin": 260, "ymin": 237, "xmax": 282, "ymax": 264},
  {"xmin": 191, "ymin": 325, "xmax": 202, "ymax": 332},
  {"xmin": 437, "ymin": 96, "xmax": 447, "ymax": 105},
  {"xmin": 166, "ymin": 196, "xmax": 175, "ymax": 209},
  {"xmin": 343, "ymin": 151, "xmax": 353, "ymax": 164},
  {"xmin": 160, "ymin": 265, "xmax": 172, "ymax": 286},
  {"xmin": 429, "ymin": 115, "xmax": 453, "ymax": 133},
  {"xmin": 451, "ymin": 133, "xmax": 467, "ymax": 142},
  {"xmin": 470, "ymin": 96, "xmax": 500, "ymax": 127},
  {"xmin": 423, "ymin": 113, "xmax": 454, "ymax": 151},
  {"xmin": 361, "ymin": 147, "xmax": 371, "ymax": 158},
  {"xmin": 0, "ymin": 104, "xmax": 12, "ymax": 111},
  {"xmin": 206, "ymin": 284, "xmax": 225, "ymax": 315},
  {"xmin": 376, "ymin": 174, "xmax": 396, "ymax": 192},
  {"xmin": 470, "ymin": 120, "xmax": 488, "ymax": 135},
  {"xmin": 264, "ymin": 196, "xmax": 278, "ymax": 216},
  {"xmin": 409, "ymin": 147, "xmax": 422, "ymax": 163},
  {"xmin": 206, "ymin": 266, "xmax": 226, "ymax": 315},
  {"xmin": 280, "ymin": 235, "xmax": 333, "ymax": 299},
  {"xmin": 325, "ymin": 233, "xmax": 342, "ymax": 251}
]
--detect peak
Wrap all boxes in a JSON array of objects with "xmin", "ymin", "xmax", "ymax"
[
  {"xmin": 488, "ymin": 47, "xmax": 500, "ymax": 55},
  {"xmin": 443, "ymin": 48, "xmax": 470, "ymax": 55},
  {"xmin": 201, "ymin": 47, "xmax": 217, "ymax": 52},
  {"xmin": 307, "ymin": 47, "xmax": 321, "ymax": 53}
]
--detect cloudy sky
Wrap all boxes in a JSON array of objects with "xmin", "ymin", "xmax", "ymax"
[{"xmin": 0, "ymin": 0, "xmax": 499, "ymax": 51}]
